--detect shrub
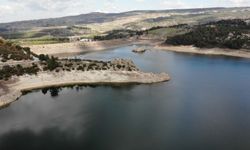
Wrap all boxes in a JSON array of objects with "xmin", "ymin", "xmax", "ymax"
[{"xmin": 0, "ymin": 64, "xmax": 40, "ymax": 80}]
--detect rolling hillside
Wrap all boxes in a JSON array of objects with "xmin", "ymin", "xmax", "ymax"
[{"xmin": 0, "ymin": 7, "xmax": 249, "ymax": 44}]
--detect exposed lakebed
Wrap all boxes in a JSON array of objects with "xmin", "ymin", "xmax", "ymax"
[{"xmin": 1, "ymin": 45, "xmax": 250, "ymax": 150}]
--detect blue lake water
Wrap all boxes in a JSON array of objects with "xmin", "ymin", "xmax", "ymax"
[{"xmin": 1, "ymin": 45, "xmax": 250, "ymax": 150}]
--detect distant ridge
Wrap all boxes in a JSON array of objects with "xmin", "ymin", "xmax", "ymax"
[{"xmin": 0, "ymin": 7, "xmax": 249, "ymax": 30}]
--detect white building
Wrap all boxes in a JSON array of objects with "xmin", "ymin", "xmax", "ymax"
[{"xmin": 80, "ymin": 38, "xmax": 92, "ymax": 42}]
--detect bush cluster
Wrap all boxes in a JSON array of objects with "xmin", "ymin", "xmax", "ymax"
[
  {"xmin": 0, "ymin": 64, "xmax": 40, "ymax": 80},
  {"xmin": 0, "ymin": 41, "xmax": 35, "ymax": 62},
  {"xmin": 38, "ymin": 54, "xmax": 60, "ymax": 71}
]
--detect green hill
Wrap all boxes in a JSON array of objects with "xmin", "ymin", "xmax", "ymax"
[
  {"xmin": 165, "ymin": 19, "xmax": 250, "ymax": 50},
  {"xmin": 0, "ymin": 7, "xmax": 249, "ymax": 45}
]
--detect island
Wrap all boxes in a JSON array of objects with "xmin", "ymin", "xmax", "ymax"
[
  {"xmin": 132, "ymin": 47, "xmax": 147, "ymax": 53},
  {"xmin": 0, "ymin": 38, "xmax": 170, "ymax": 108}
]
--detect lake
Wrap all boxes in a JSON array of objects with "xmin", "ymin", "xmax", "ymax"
[{"xmin": 1, "ymin": 45, "xmax": 250, "ymax": 150}]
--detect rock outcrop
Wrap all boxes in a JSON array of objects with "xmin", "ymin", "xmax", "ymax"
[{"xmin": 132, "ymin": 47, "xmax": 147, "ymax": 53}]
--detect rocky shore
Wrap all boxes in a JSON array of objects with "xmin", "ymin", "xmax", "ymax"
[{"xmin": 132, "ymin": 47, "xmax": 147, "ymax": 53}]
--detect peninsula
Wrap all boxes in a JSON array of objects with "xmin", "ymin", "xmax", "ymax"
[{"xmin": 0, "ymin": 38, "xmax": 170, "ymax": 108}]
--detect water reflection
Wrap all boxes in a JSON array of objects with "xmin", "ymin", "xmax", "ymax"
[
  {"xmin": 1, "ymin": 46, "xmax": 250, "ymax": 150},
  {"xmin": 41, "ymin": 87, "xmax": 61, "ymax": 97},
  {"xmin": 38, "ymin": 84, "xmax": 139, "ymax": 98}
]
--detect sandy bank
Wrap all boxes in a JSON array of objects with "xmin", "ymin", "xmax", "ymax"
[
  {"xmin": 156, "ymin": 45, "xmax": 250, "ymax": 59},
  {"xmin": 29, "ymin": 39, "xmax": 135, "ymax": 56},
  {"xmin": 29, "ymin": 38, "xmax": 250, "ymax": 59},
  {"xmin": 28, "ymin": 39, "xmax": 160, "ymax": 57},
  {"xmin": 0, "ymin": 70, "xmax": 170, "ymax": 108}
]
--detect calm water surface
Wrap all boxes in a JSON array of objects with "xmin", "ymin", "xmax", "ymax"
[{"xmin": 1, "ymin": 45, "xmax": 250, "ymax": 150}]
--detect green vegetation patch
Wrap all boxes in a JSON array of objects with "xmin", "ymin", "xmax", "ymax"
[
  {"xmin": 0, "ymin": 64, "xmax": 40, "ymax": 80},
  {"xmin": 16, "ymin": 37, "xmax": 70, "ymax": 45},
  {"xmin": 144, "ymin": 24, "xmax": 190, "ymax": 39},
  {"xmin": 93, "ymin": 29, "xmax": 143, "ymax": 40},
  {"xmin": 165, "ymin": 19, "xmax": 250, "ymax": 49}
]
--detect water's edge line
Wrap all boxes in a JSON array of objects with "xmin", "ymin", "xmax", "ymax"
[{"xmin": 0, "ymin": 72, "xmax": 170, "ymax": 108}]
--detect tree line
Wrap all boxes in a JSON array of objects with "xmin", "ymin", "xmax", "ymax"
[{"xmin": 165, "ymin": 19, "xmax": 250, "ymax": 49}]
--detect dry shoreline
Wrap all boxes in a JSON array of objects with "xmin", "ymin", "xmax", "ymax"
[
  {"xmin": 28, "ymin": 39, "xmax": 138, "ymax": 56},
  {"xmin": 155, "ymin": 44, "xmax": 250, "ymax": 59},
  {"xmin": 28, "ymin": 39, "xmax": 159, "ymax": 57},
  {"xmin": 0, "ymin": 70, "xmax": 170, "ymax": 108},
  {"xmin": 3, "ymin": 39, "xmax": 249, "ymax": 108},
  {"xmin": 29, "ymin": 39, "xmax": 250, "ymax": 59}
]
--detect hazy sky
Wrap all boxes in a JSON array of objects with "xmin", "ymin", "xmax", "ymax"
[{"xmin": 0, "ymin": 0, "xmax": 249, "ymax": 23}]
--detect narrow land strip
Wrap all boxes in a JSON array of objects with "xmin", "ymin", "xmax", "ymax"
[{"xmin": 0, "ymin": 70, "xmax": 170, "ymax": 108}]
